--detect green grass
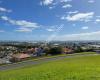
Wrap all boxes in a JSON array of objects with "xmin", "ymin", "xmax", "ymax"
[
  {"xmin": 75, "ymin": 52, "xmax": 96, "ymax": 55},
  {"xmin": 0, "ymin": 54, "xmax": 100, "ymax": 80}
]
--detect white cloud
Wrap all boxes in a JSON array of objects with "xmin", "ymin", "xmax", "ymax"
[
  {"xmin": 10, "ymin": 20, "xmax": 39, "ymax": 28},
  {"xmin": 88, "ymin": 0, "xmax": 95, "ymax": 3},
  {"xmin": 49, "ymin": 6, "xmax": 55, "ymax": 9},
  {"xmin": 61, "ymin": 16, "xmax": 65, "ymax": 20},
  {"xmin": 46, "ymin": 28, "xmax": 55, "ymax": 32},
  {"xmin": 1, "ymin": 16, "xmax": 9, "ymax": 20},
  {"xmin": 45, "ymin": 24, "xmax": 64, "ymax": 33},
  {"xmin": 1, "ymin": 16, "xmax": 40, "ymax": 28},
  {"xmin": 67, "ymin": 11, "xmax": 79, "ymax": 14},
  {"xmin": 61, "ymin": 12, "xmax": 94, "ymax": 22},
  {"xmin": 40, "ymin": 0, "xmax": 72, "ymax": 9},
  {"xmin": 40, "ymin": 0, "xmax": 72, "ymax": 6},
  {"xmin": 40, "ymin": 0, "xmax": 54, "ymax": 5},
  {"xmin": 15, "ymin": 28, "xmax": 32, "ymax": 32},
  {"xmin": 62, "ymin": 4, "xmax": 72, "ymax": 8},
  {"xmin": 54, "ymin": 31, "xmax": 100, "ymax": 40},
  {"xmin": 60, "ymin": 0, "xmax": 72, "ymax": 3},
  {"xmin": 81, "ymin": 26, "xmax": 89, "ymax": 30},
  {"xmin": 1, "ymin": 16, "xmax": 40, "ymax": 32},
  {"xmin": 95, "ymin": 19, "xmax": 100, "ymax": 23},
  {"xmin": 0, "ymin": 7, "xmax": 12, "ymax": 12},
  {"xmin": 46, "ymin": 25, "xmax": 58, "ymax": 32}
]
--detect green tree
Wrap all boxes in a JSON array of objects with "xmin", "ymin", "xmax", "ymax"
[
  {"xmin": 47, "ymin": 47, "xmax": 62, "ymax": 55},
  {"xmin": 74, "ymin": 46, "xmax": 83, "ymax": 53}
]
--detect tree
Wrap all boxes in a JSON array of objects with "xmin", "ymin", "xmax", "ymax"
[
  {"xmin": 47, "ymin": 47, "xmax": 62, "ymax": 55},
  {"xmin": 74, "ymin": 46, "xmax": 83, "ymax": 53}
]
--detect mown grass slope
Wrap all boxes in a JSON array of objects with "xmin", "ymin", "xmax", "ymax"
[{"xmin": 0, "ymin": 54, "xmax": 100, "ymax": 80}]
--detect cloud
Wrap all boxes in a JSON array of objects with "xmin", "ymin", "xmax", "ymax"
[
  {"xmin": 10, "ymin": 20, "xmax": 39, "ymax": 28},
  {"xmin": 46, "ymin": 25, "xmax": 57, "ymax": 32},
  {"xmin": 81, "ymin": 26, "xmax": 89, "ymax": 30},
  {"xmin": 54, "ymin": 31, "xmax": 100, "ymax": 40},
  {"xmin": 61, "ymin": 12, "xmax": 94, "ymax": 22},
  {"xmin": 40, "ymin": 0, "xmax": 54, "ymax": 5},
  {"xmin": 67, "ymin": 11, "xmax": 79, "ymax": 14},
  {"xmin": 60, "ymin": 0, "xmax": 72, "ymax": 3},
  {"xmin": 1, "ymin": 16, "xmax": 9, "ymax": 20},
  {"xmin": 40, "ymin": 0, "xmax": 72, "ymax": 9},
  {"xmin": 15, "ymin": 28, "xmax": 32, "ymax": 32},
  {"xmin": 40, "ymin": 0, "xmax": 72, "ymax": 6},
  {"xmin": 95, "ymin": 19, "xmax": 100, "ymax": 23},
  {"xmin": 0, "ymin": 7, "xmax": 12, "ymax": 12},
  {"xmin": 49, "ymin": 6, "xmax": 55, "ymax": 9},
  {"xmin": 62, "ymin": 4, "xmax": 72, "ymax": 8},
  {"xmin": 46, "ymin": 28, "xmax": 55, "ymax": 32},
  {"xmin": 88, "ymin": 0, "xmax": 95, "ymax": 3},
  {"xmin": 1, "ymin": 16, "xmax": 40, "ymax": 32},
  {"xmin": 45, "ymin": 24, "xmax": 64, "ymax": 33},
  {"xmin": 1, "ymin": 16, "xmax": 40, "ymax": 28}
]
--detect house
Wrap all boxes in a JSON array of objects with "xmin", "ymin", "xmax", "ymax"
[
  {"xmin": 63, "ymin": 47, "xmax": 73, "ymax": 54},
  {"xmin": 11, "ymin": 53, "xmax": 30, "ymax": 62},
  {"xmin": 35, "ymin": 47, "xmax": 44, "ymax": 56},
  {"xmin": 0, "ymin": 58, "xmax": 11, "ymax": 64},
  {"xmin": 0, "ymin": 59, "xmax": 6, "ymax": 64},
  {"xmin": 27, "ymin": 48, "xmax": 35, "ymax": 54}
]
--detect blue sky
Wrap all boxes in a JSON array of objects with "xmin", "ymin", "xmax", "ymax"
[{"xmin": 0, "ymin": 0, "xmax": 100, "ymax": 41}]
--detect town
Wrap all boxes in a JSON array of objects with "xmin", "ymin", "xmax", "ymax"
[{"xmin": 0, "ymin": 41, "xmax": 100, "ymax": 64}]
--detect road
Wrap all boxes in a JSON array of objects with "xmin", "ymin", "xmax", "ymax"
[{"xmin": 0, "ymin": 54, "xmax": 97, "ymax": 71}]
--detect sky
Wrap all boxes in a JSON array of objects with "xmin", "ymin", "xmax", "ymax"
[{"xmin": 0, "ymin": 0, "xmax": 100, "ymax": 41}]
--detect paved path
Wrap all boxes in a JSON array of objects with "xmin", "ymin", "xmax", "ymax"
[{"xmin": 0, "ymin": 54, "xmax": 97, "ymax": 71}]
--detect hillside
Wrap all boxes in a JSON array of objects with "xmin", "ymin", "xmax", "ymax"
[{"xmin": 0, "ymin": 54, "xmax": 100, "ymax": 80}]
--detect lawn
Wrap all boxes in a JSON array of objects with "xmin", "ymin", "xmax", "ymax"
[
  {"xmin": 79, "ymin": 52, "xmax": 96, "ymax": 54},
  {"xmin": 0, "ymin": 54, "xmax": 100, "ymax": 80}
]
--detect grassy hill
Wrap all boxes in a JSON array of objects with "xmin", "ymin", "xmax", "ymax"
[{"xmin": 0, "ymin": 54, "xmax": 100, "ymax": 80}]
